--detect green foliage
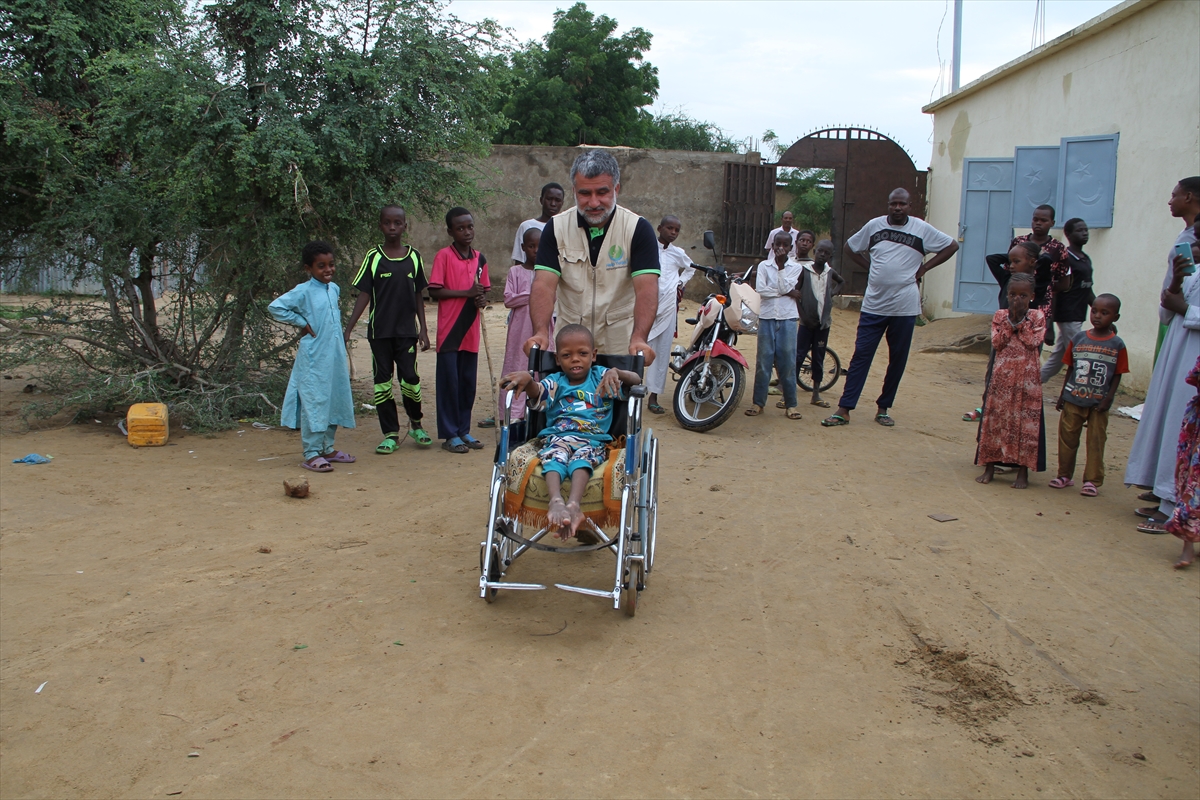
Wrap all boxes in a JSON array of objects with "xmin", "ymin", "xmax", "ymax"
[
  {"xmin": 0, "ymin": 0, "xmax": 503, "ymax": 429},
  {"xmin": 778, "ymin": 168, "xmax": 835, "ymax": 234},
  {"xmin": 639, "ymin": 109, "xmax": 740, "ymax": 153},
  {"xmin": 494, "ymin": 2, "xmax": 659, "ymax": 147}
]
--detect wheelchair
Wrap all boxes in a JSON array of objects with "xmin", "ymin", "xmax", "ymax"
[{"xmin": 479, "ymin": 347, "xmax": 659, "ymax": 616}]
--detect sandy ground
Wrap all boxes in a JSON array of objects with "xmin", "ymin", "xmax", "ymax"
[{"xmin": 1, "ymin": 303, "xmax": 1197, "ymax": 799}]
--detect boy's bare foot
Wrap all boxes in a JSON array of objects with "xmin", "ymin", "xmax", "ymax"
[
  {"xmin": 1012, "ymin": 467, "xmax": 1029, "ymax": 489},
  {"xmin": 1175, "ymin": 542, "xmax": 1196, "ymax": 570},
  {"xmin": 547, "ymin": 496, "xmax": 570, "ymax": 538},
  {"xmin": 976, "ymin": 465, "xmax": 995, "ymax": 484},
  {"xmin": 566, "ymin": 500, "xmax": 585, "ymax": 538}
]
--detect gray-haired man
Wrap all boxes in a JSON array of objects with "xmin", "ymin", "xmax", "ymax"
[{"xmin": 525, "ymin": 149, "xmax": 661, "ymax": 362}]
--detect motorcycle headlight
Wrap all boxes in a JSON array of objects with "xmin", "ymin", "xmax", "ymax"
[{"xmin": 739, "ymin": 302, "xmax": 759, "ymax": 333}]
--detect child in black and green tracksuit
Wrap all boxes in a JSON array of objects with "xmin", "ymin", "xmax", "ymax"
[{"xmin": 344, "ymin": 204, "xmax": 433, "ymax": 453}]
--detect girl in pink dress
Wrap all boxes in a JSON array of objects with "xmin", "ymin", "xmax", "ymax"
[
  {"xmin": 499, "ymin": 227, "xmax": 551, "ymax": 421},
  {"xmin": 975, "ymin": 273, "xmax": 1046, "ymax": 489}
]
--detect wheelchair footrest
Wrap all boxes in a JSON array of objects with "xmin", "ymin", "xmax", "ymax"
[
  {"xmin": 554, "ymin": 583, "xmax": 618, "ymax": 599},
  {"xmin": 485, "ymin": 581, "xmax": 546, "ymax": 591}
]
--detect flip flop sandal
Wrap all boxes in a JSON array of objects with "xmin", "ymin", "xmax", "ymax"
[
  {"xmin": 408, "ymin": 427, "xmax": 432, "ymax": 447},
  {"xmin": 301, "ymin": 456, "xmax": 333, "ymax": 472},
  {"xmin": 323, "ymin": 450, "xmax": 356, "ymax": 463},
  {"xmin": 1137, "ymin": 491, "xmax": 1159, "ymax": 502},
  {"xmin": 775, "ymin": 400, "xmax": 787, "ymax": 409},
  {"xmin": 744, "ymin": 405, "xmax": 763, "ymax": 416},
  {"xmin": 462, "ymin": 435, "xmax": 485, "ymax": 450},
  {"xmin": 442, "ymin": 439, "xmax": 469, "ymax": 454},
  {"xmin": 785, "ymin": 408, "xmax": 803, "ymax": 420},
  {"xmin": 962, "ymin": 408, "xmax": 983, "ymax": 421},
  {"xmin": 821, "ymin": 414, "xmax": 849, "ymax": 427},
  {"xmin": 1135, "ymin": 506, "xmax": 1166, "ymax": 519},
  {"xmin": 647, "ymin": 403, "xmax": 665, "ymax": 414},
  {"xmin": 811, "ymin": 399, "xmax": 831, "ymax": 408},
  {"xmin": 375, "ymin": 436, "xmax": 400, "ymax": 455},
  {"xmin": 1136, "ymin": 520, "xmax": 1167, "ymax": 534},
  {"xmin": 874, "ymin": 413, "xmax": 895, "ymax": 427},
  {"xmin": 1080, "ymin": 482, "xmax": 1098, "ymax": 497},
  {"xmin": 477, "ymin": 417, "xmax": 496, "ymax": 428},
  {"xmin": 1048, "ymin": 476, "xmax": 1075, "ymax": 489}
]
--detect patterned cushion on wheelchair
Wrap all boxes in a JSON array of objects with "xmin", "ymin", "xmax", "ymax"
[{"xmin": 502, "ymin": 439, "xmax": 626, "ymax": 528}]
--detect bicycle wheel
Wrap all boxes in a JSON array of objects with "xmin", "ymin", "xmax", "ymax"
[{"xmin": 797, "ymin": 348, "xmax": 841, "ymax": 393}]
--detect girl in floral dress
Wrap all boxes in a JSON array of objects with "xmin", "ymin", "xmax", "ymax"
[
  {"xmin": 976, "ymin": 273, "xmax": 1046, "ymax": 489},
  {"xmin": 1166, "ymin": 356, "xmax": 1200, "ymax": 569}
]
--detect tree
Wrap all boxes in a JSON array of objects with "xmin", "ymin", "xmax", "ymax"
[
  {"xmin": 639, "ymin": 109, "xmax": 740, "ymax": 153},
  {"xmin": 0, "ymin": 0, "xmax": 504, "ymax": 428},
  {"xmin": 761, "ymin": 130, "xmax": 833, "ymax": 233},
  {"xmin": 495, "ymin": 2, "xmax": 658, "ymax": 147}
]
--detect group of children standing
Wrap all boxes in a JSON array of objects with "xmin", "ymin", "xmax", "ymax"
[
  {"xmin": 972, "ymin": 205, "xmax": 1128, "ymax": 493},
  {"xmin": 269, "ymin": 202, "xmax": 496, "ymax": 469},
  {"xmin": 743, "ymin": 228, "xmax": 845, "ymax": 419}
]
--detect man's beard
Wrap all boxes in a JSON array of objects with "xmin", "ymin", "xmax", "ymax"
[{"xmin": 581, "ymin": 204, "xmax": 614, "ymax": 226}]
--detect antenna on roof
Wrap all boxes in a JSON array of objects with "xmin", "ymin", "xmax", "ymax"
[{"xmin": 951, "ymin": 0, "xmax": 962, "ymax": 92}]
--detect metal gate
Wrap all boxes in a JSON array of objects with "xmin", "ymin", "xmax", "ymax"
[
  {"xmin": 953, "ymin": 158, "xmax": 1014, "ymax": 314},
  {"xmin": 721, "ymin": 163, "xmax": 776, "ymax": 258}
]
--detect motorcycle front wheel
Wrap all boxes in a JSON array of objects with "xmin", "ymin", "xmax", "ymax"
[{"xmin": 672, "ymin": 354, "xmax": 745, "ymax": 433}]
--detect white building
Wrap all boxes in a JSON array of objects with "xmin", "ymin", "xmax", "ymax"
[{"xmin": 921, "ymin": 0, "xmax": 1200, "ymax": 391}]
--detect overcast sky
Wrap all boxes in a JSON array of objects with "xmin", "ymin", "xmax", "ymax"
[{"xmin": 447, "ymin": 0, "xmax": 1124, "ymax": 166}]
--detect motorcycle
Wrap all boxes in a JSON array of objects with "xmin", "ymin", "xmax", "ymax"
[{"xmin": 669, "ymin": 231, "xmax": 760, "ymax": 433}]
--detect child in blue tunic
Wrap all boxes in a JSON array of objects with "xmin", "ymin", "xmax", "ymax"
[
  {"xmin": 268, "ymin": 241, "xmax": 357, "ymax": 472},
  {"xmin": 500, "ymin": 324, "xmax": 642, "ymax": 538}
]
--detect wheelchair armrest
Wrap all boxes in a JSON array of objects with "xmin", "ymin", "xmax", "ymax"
[{"xmin": 629, "ymin": 385, "xmax": 646, "ymax": 398}]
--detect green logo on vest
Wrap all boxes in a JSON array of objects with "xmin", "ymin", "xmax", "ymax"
[{"xmin": 606, "ymin": 244, "xmax": 628, "ymax": 270}]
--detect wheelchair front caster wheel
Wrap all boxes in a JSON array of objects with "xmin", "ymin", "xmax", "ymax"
[
  {"xmin": 621, "ymin": 562, "xmax": 643, "ymax": 617},
  {"xmin": 480, "ymin": 544, "xmax": 501, "ymax": 603}
]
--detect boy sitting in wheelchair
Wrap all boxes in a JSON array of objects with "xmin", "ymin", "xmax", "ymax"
[{"xmin": 500, "ymin": 323, "xmax": 642, "ymax": 539}]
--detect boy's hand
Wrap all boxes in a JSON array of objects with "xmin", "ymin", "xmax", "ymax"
[
  {"xmin": 302, "ymin": 324, "xmax": 316, "ymax": 338},
  {"xmin": 1098, "ymin": 399, "xmax": 1113, "ymax": 413},
  {"xmin": 499, "ymin": 371, "xmax": 534, "ymax": 396},
  {"xmin": 343, "ymin": 328, "xmax": 353, "ymax": 345},
  {"xmin": 1055, "ymin": 395, "xmax": 1065, "ymax": 412},
  {"xmin": 474, "ymin": 294, "xmax": 488, "ymax": 308},
  {"xmin": 1043, "ymin": 326, "xmax": 1056, "ymax": 347},
  {"xmin": 418, "ymin": 329, "xmax": 430, "ymax": 351},
  {"xmin": 597, "ymin": 368, "xmax": 624, "ymax": 399},
  {"xmin": 470, "ymin": 281, "xmax": 486, "ymax": 298}
]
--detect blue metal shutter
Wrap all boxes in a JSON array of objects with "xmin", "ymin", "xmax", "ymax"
[
  {"xmin": 1011, "ymin": 146, "xmax": 1060, "ymax": 227},
  {"xmin": 1057, "ymin": 134, "xmax": 1119, "ymax": 228}
]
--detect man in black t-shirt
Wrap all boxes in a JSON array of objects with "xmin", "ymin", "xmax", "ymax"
[{"xmin": 345, "ymin": 205, "xmax": 433, "ymax": 453}]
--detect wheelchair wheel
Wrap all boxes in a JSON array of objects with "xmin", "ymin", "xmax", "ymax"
[
  {"xmin": 621, "ymin": 561, "xmax": 643, "ymax": 617},
  {"xmin": 797, "ymin": 347, "xmax": 842, "ymax": 393},
  {"xmin": 644, "ymin": 436, "xmax": 659, "ymax": 574},
  {"xmin": 672, "ymin": 355, "xmax": 745, "ymax": 433}
]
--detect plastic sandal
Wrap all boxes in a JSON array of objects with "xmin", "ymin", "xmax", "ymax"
[
  {"xmin": 375, "ymin": 436, "xmax": 400, "ymax": 455},
  {"xmin": 323, "ymin": 450, "xmax": 356, "ymax": 463},
  {"xmin": 1048, "ymin": 476, "xmax": 1075, "ymax": 489},
  {"xmin": 1136, "ymin": 520, "xmax": 1167, "ymax": 534},
  {"xmin": 821, "ymin": 414, "xmax": 849, "ymax": 427},
  {"xmin": 442, "ymin": 438, "xmax": 469, "ymax": 454},
  {"xmin": 462, "ymin": 434, "xmax": 485, "ymax": 450},
  {"xmin": 874, "ymin": 413, "xmax": 895, "ymax": 427},
  {"xmin": 647, "ymin": 403, "xmax": 665, "ymax": 414},
  {"xmin": 408, "ymin": 426, "xmax": 432, "ymax": 447},
  {"xmin": 1137, "ymin": 491, "xmax": 1159, "ymax": 502},
  {"xmin": 477, "ymin": 417, "xmax": 496, "ymax": 429},
  {"xmin": 962, "ymin": 408, "xmax": 983, "ymax": 421},
  {"xmin": 1080, "ymin": 481, "xmax": 1098, "ymax": 497},
  {"xmin": 301, "ymin": 456, "xmax": 333, "ymax": 472},
  {"xmin": 1135, "ymin": 506, "xmax": 1166, "ymax": 520},
  {"xmin": 785, "ymin": 408, "xmax": 803, "ymax": 420},
  {"xmin": 744, "ymin": 405, "xmax": 763, "ymax": 416}
]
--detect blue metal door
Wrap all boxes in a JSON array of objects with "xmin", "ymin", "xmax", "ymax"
[{"xmin": 953, "ymin": 158, "xmax": 1014, "ymax": 314}]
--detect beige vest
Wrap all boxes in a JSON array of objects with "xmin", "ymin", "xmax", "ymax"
[{"xmin": 552, "ymin": 204, "xmax": 640, "ymax": 354}]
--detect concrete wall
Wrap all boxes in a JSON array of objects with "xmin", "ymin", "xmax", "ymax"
[
  {"xmin": 921, "ymin": 0, "xmax": 1200, "ymax": 391},
  {"xmin": 400, "ymin": 145, "xmax": 761, "ymax": 296}
]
